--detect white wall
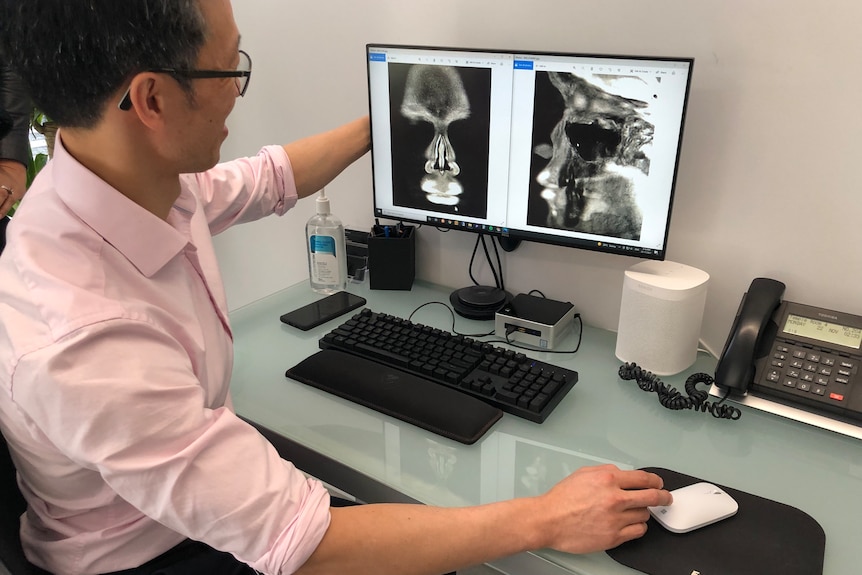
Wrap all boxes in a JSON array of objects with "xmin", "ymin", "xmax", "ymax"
[{"xmin": 216, "ymin": 0, "xmax": 862, "ymax": 355}]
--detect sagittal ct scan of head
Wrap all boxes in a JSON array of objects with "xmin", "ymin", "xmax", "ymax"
[
  {"xmin": 528, "ymin": 71, "xmax": 655, "ymax": 240},
  {"xmin": 388, "ymin": 63, "xmax": 491, "ymax": 218}
]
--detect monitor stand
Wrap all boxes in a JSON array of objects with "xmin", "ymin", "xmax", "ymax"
[{"xmin": 449, "ymin": 285, "xmax": 513, "ymax": 320}]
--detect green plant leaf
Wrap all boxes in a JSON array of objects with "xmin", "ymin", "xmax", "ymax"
[{"xmin": 26, "ymin": 153, "xmax": 48, "ymax": 189}]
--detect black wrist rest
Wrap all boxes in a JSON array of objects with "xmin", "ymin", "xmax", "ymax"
[{"xmin": 286, "ymin": 349, "xmax": 503, "ymax": 444}]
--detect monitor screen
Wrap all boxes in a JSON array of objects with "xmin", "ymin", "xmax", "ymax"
[{"xmin": 366, "ymin": 44, "xmax": 694, "ymax": 260}]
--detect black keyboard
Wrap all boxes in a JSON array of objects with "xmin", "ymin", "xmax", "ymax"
[{"xmin": 318, "ymin": 308, "xmax": 578, "ymax": 423}]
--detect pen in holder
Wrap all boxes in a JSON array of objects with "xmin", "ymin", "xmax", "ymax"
[{"xmin": 368, "ymin": 223, "xmax": 415, "ymax": 290}]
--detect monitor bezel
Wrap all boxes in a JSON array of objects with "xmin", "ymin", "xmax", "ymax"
[{"xmin": 366, "ymin": 43, "xmax": 695, "ymax": 261}]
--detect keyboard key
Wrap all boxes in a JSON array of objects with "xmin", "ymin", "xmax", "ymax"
[{"xmin": 355, "ymin": 343, "xmax": 410, "ymax": 368}]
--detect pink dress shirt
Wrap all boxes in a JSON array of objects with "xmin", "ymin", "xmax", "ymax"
[{"xmin": 0, "ymin": 137, "xmax": 331, "ymax": 575}]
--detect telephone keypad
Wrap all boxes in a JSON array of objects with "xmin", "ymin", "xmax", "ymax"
[{"xmin": 759, "ymin": 340, "xmax": 859, "ymax": 410}]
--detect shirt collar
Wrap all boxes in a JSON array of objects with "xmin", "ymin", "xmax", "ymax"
[{"xmin": 51, "ymin": 134, "xmax": 193, "ymax": 277}]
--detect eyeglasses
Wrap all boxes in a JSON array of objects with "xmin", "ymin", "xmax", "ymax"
[{"xmin": 118, "ymin": 50, "xmax": 252, "ymax": 111}]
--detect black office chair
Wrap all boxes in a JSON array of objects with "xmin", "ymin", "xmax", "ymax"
[{"xmin": 0, "ymin": 433, "xmax": 49, "ymax": 574}]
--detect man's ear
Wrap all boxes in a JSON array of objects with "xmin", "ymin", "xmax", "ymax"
[{"xmin": 124, "ymin": 73, "xmax": 168, "ymax": 130}]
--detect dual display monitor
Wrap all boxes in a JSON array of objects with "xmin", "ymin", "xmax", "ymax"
[{"xmin": 367, "ymin": 44, "xmax": 694, "ymax": 260}]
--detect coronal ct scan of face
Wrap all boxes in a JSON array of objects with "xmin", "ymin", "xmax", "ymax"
[
  {"xmin": 401, "ymin": 65, "xmax": 470, "ymax": 206},
  {"xmin": 388, "ymin": 63, "xmax": 491, "ymax": 219},
  {"xmin": 527, "ymin": 71, "xmax": 655, "ymax": 240}
]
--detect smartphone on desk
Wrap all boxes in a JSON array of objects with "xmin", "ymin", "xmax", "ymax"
[{"xmin": 279, "ymin": 291, "xmax": 367, "ymax": 331}]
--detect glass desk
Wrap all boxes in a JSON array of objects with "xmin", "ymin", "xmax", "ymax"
[{"xmin": 229, "ymin": 280, "xmax": 859, "ymax": 575}]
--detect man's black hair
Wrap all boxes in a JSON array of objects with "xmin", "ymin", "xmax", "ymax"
[{"xmin": 0, "ymin": 0, "xmax": 207, "ymax": 129}]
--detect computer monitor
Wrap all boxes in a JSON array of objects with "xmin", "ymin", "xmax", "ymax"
[{"xmin": 366, "ymin": 44, "xmax": 694, "ymax": 316}]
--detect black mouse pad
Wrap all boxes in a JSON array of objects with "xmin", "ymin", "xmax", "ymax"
[{"xmin": 606, "ymin": 467, "xmax": 825, "ymax": 575}]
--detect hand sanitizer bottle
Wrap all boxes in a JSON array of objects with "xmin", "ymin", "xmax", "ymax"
[{"xmin": 306, "ymin": 188, "xmax": 347, "ymax": 294}]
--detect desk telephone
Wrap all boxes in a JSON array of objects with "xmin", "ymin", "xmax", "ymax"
[{"xmin": 715, "ymin": 277, "xmax": 862, "ymax": 421}]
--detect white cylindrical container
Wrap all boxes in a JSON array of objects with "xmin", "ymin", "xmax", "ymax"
[
  {"xmin": 615, "ymin": 260, "xmax": 710, "ymax": 375},
  {"xmin": 306, "ymin": 188, "xmax": 347, "ymax": 294}
]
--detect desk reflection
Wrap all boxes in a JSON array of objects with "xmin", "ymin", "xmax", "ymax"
[{"xmin": 302, "ymin": 406, "xmax": 632, "ymax": 508}]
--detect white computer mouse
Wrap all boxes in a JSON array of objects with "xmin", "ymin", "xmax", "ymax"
[{"xmin": 648, "ymin": 482, "xmax": 739, "ymax": 534}]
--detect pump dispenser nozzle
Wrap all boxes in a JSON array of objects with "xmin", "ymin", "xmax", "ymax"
[{"xmin": 315, "ymin": 188, "xmax": 331, "ymax": 216}]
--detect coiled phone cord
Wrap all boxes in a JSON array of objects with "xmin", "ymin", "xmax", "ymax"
[{"xmin": 618, "ymin": 362, "xmax": 742, "ymax": 420}]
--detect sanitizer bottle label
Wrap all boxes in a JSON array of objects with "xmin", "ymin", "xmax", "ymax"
[{"xmin": 309, "ymin": 234, "xmax": 341, "ymax": 283}]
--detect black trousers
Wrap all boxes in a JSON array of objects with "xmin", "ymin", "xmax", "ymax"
[{"xmin": 101, "ymin": 538, "xmax": 256, "ymax": 575}]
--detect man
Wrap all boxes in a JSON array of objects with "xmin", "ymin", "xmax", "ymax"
[{"xmin": 0, "ymin": 1, "xmax": 671, "ymax": 574}]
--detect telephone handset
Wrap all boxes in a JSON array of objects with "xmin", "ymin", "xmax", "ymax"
[
  {"xmin": 714, "ymin": 277, "xmax": 862, "ymax": 421},
  {"xmin": 714, "ymin": 278, "xmax": 786, "ymax": 392}
]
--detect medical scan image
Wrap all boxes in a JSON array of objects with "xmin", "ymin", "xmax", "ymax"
[
  {"xmin": 387, "ymin": 63, "xmax": 491, "ymax": 218},
  {"xmin": 526, "ymin": 71, "xmax": 655, "ymax": 240}
]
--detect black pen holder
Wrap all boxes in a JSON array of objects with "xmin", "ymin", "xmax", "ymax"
[{"xmin": 368, "ymin": 224, "xmax": 415, "ymax": 290}]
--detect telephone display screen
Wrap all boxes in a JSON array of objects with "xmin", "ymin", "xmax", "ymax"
[{"xmin": 782, "ymin": 313, "xmax": 862, "ymax": 349}]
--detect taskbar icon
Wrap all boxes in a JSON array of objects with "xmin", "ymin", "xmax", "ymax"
[{"xmin": 426, "ymin": 217, "xmax": 504, "ymax": 234}]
